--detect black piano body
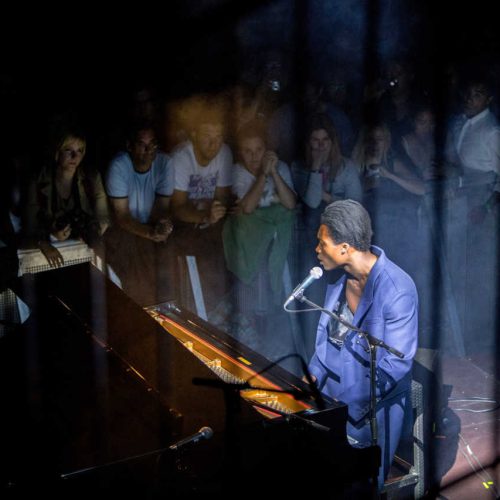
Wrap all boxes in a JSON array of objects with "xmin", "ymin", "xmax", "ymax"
[{"xmin": 1, "ymin": 263, "xmax": 379, "ymax": 497}]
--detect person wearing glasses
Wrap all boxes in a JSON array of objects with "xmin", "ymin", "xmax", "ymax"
[
  {"xmin": 23, "ymin": 127, "xmax": 110, "ymax": 268},
  {"xmin": 105, "ymin": 121, "xmax": 174, "ymax": 305}
]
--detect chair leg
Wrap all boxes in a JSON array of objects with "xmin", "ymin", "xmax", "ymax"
[{"xmin": 381, "ymin": 380, "xmax": 425, "ymax": 499}]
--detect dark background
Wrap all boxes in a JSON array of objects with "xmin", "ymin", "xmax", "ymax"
[{"xmin": 1, "ymin": 0, "xmax": 499, "ymax": 160}]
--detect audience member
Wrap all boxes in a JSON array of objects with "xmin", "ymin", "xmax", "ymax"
[
  {"xmin": 445, "ymin": 75, "xmax": 500, "ymax": 220},
  {"xmin": 169, "ymin": 99, "xmax": 232, "ymax": 312},
  {"xmin": 223, "ymin": 120, "xmax": 295, "ymax": 341},
  {"xmin": 351, "ymin": 122, "xmax": 425, "ymax": 278},
  {"xmin": 23, "ymin": 127, "xmax": 109, "ymax": 268},
  {"xmin": 292, "ymin": 114, "xmax": 362, "ymax": 271},
  {"xmin": 105, "ymin": 121, "xmax": 174, "ymax": 305},
  {"xmin": 291, "ymin": 114, "xmax": 362, "ymax": 357},
  {"xmin": 402, "ymin": 105, "xmax": 438, "ymax": 181},
  {"xmin": 444, "ymin": 72, "xmax": 500, "ymax": 350}
]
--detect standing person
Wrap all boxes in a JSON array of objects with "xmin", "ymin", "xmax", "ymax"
[
  {"xmin": 292, "ymin": 114, "xmax": 363, "ymax": 213},
  {"xmin": 170, "ymin": 105, "xmax": 232, "ymax": 226},
  {"xmin": 402, "ymin": 105, "xmax": 438, "ymax": 181},
  {"xmin": 291, "ymin": 114, "xmax": 362, "ymax": 357},
  {"xmin": 291, "ymin": 114, "xmax": 362, "ymax": 279},
  {"xmin": 351, "ymin": 122, "xmax": 425, "ymax": 278},
  {"xmin": 222, "ymin": 120, "xmax": 295, "ymax": 346},
  {"xmin": 169, "ymin": 101, "xmax": 233, "ymax": 312},
  {"xmin": 308, "ymin": 200, "xmax": 418, "ymax": 487},
  {"xmin": 445, "ymin": 75, "xmax": 500, "ymax": 218},
  {"xmin": 444, "ymin": 74, "xmax": 500, "ymax": 351},
  {"xmin": 105, "ymin": 121, "xmax": 174, "ymax": 306},
  {"xmin": 292, "ymin": 113, "xmax": 362, "ymax": 234}
]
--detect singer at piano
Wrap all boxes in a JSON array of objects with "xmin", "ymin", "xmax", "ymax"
[{"xmin": 307, "ymin": 199, "xmax": 418, "ymax": 488}]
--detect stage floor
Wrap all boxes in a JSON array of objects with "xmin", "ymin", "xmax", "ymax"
[{"xmin": 436, "ymin": 352, "xmax": 500, "ymax": 500}]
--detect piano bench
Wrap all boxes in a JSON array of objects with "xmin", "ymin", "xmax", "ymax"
[{"xmin": 382, "ymin": 379, "xmax": 425, "ymax": 499}]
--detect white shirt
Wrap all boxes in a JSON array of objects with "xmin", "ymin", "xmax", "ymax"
[
  {"xmin": 452, "ymin": 109, "xmax": 500, "ymax": 174},
  {"xmin": 171, "ymin": 141, "xmax": 232, "ymax": 208}
]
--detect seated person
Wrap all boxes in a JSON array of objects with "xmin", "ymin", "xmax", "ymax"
[
  {"xmin": 23, "ymin": 127, "xmax": 109, "ymax": 268},
  {"xmin": 105, "ymin": 121, "xmax": 174, "ymax": 305},
  {"xmin": 309, "ymin": 200, "xmax": 418, "ymax": 487},
  {"xmin": 223, "ymin": 120, "xmax": 296, "ymax": 339}
]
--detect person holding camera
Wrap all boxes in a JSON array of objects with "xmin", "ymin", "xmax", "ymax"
[{"xmin": 23, "ymin": 127, "xmax": 110, "ymax": 268}]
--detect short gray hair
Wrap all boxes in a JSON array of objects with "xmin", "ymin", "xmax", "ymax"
[{"xmin": 320, "ymin": 200, "xmax": 372, "ymax": 251}]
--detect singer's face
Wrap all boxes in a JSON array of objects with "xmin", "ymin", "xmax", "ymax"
[{"xmin": 316, "ymin": 225, "xmax": 345, "ymax": 270}]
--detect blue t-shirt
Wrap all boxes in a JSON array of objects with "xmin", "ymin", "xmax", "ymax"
[{"xmin": 106, "ymin": 151, "xmax": 173, "ymax": 223}]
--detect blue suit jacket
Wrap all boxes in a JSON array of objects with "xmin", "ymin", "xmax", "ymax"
[{"xmin": 308, "ymin": 246, "xmax": 418, "ymax": 424}]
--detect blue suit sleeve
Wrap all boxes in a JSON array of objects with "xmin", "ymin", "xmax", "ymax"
[{"xmin": 378, "ymin": 291, "xmax": 418, "ymax": 390}]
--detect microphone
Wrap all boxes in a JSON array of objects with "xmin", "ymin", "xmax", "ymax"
[
  {"xmin": 284, "ymin": 266, "xmax": 323, "ymax": 308},
  {"xmin": 168, "ymin": 426, "xmax": 214, "ymax": 451}
]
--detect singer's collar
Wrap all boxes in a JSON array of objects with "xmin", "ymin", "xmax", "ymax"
[{"xmin": 361, "ymin": 245, "xmax": 385, "ymax": 298}]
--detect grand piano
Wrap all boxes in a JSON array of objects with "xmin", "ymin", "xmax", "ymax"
[{"xmin": 1, "ymin": 263, "xmax": 379, "ymax": 498}]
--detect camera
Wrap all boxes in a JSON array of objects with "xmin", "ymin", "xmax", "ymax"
[
  {"xmin": 388, "ymin": 78, "xmax": 399, "ymax": 88},
  {"xmin": 54, "ymin": 209, "xmax": 99, "ymax": 244},
  {"xmin": 53, "ymin": 212, "xmax": 73, "ymax": 232},
  {"xmin": 268, "ymin": 79, "xmax": 281, "ymax": 92}
]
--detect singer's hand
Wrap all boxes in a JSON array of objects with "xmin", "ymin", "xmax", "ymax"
[{"xmin": 302, "ymin": 374, "xmax": 317, "ymax": 384}]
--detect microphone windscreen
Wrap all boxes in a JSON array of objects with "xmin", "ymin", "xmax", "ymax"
[{"xmin": 310, "ymin": 267, "xmax": 323, "ymax": 279}]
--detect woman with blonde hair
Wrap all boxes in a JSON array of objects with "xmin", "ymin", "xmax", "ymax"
[
  {"xmin": 351, "ymin": 121, "xmax": 426, "ymax": 279},
  {"xmin": 23, "ymin": 127, "xmax": 109, "ymax": 268},
  {"xmin": 351, "ymin": 122, "xmax": 425, "ymax": 196}
]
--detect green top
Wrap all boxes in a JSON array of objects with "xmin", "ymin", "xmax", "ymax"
[{"xmin": 222, "ymin": 203, "xmax": 294, "ymax": 295}]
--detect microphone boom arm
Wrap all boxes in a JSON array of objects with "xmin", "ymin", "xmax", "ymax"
[{"xmin": 297, "ymin": 295, "xmax": 404, "ymax": 358}]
